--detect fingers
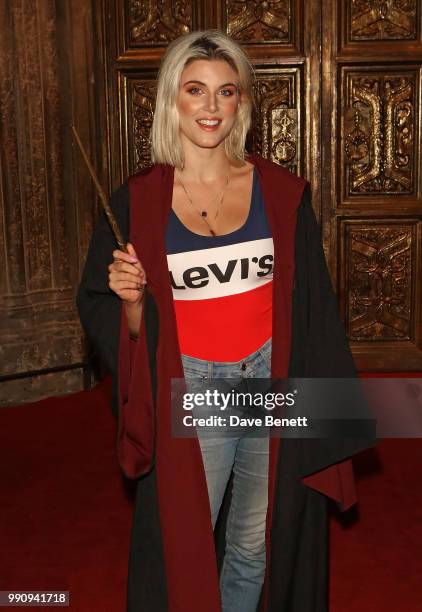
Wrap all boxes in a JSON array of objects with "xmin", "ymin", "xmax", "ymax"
[
  {"xmin": 109, "ymin": 271, "xmax": 143, "ymax": 287},
  {"xmin": 108, "ymin": 261, "xmax": 141, "ymax": 276},
  {"xmin": 112, "ymin": 242, "xmax": 139, "ymax": 264},
  {"xmin": 109, "ymin": 260, "xmax": 146, "ymax": 285},
  {"xmin": 125, "ymin": 242, "xmax": 138, "ymax": 259},
  {"xmin": 108, "ymin": 243, "xmax": 147, "ymax": 303},
  {"xmin": 113, "ymin": 245, "xmax": 135, "ymax": 261},
  {"xmin": 109, "ymin": 269, "xmax": 145, "ymax": 302},
  {"xmin": 111, "ymin": 243, "xmax": 147, "ymax": 284}
]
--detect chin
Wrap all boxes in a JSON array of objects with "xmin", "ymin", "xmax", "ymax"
[
  {"xmin": 180, "ymin": 127, "xmax": 231, "ymax": 151},
  {"xmin": 197, "ymin": 131, "xmax": 232, "ymax": 147},
  {"xmin": 189, "ymin": 135, "xmax": 225, "ymax": 149},
  {"xmin": 198, "ymin": 141, "xmax": 226, "ymax": 151}
]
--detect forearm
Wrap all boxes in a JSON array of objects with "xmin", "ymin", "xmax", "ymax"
[{"xmin": 125, "ymin": 300, "xmax": 143, "ymax": 338}]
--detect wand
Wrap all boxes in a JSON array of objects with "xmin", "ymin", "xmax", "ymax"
[{"xmin": 71, "ymin": 125, "xmax": 128, "ymax": 253}]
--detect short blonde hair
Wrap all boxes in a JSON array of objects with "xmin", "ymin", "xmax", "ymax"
[{"xmin": 151, "ymin": 30, "xmax": 255, "ymax": 168}]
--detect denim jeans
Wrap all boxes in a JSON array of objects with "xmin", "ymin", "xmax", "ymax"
[{"xmin": 181, "ymin": 339, "xmax": 271, "ymax": 612}]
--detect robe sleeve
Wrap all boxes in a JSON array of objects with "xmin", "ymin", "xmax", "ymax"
[
  {"xmin": 289, "ymin": 184, "xmax": 376, "ymax": 511},
  {"xmin": 76, "ymin": 183, "xmax": 130, "ymax": 418}
]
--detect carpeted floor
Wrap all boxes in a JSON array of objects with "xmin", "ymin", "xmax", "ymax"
[{"xmin": 1, "ymin": 378, "xmax": 421, "ymax": 611}]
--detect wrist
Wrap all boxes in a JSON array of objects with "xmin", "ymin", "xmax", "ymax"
[{"xmin": 124, "ymin": 289, "xmax": 145, "ymax": 310}]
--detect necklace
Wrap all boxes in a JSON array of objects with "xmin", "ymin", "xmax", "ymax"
[{"xmin": 177, "ymin": 169, "xmax": 231, "ymax": 236}]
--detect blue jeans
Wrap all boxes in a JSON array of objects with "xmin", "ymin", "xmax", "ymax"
[{"xmin": 181, "ymin": 339, "xmax": 271, "ymax": 612}]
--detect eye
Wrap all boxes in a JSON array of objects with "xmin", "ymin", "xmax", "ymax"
[
  {"xmin": 220, "ymin": 88, "xmax": 236, "ymax": 97},
  {"xmin": 187, "ymin": 87, "xmax": 202, "ymax": 95}
]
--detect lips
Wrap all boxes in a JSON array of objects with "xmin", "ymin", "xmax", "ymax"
[{"xmin": 196, "ymin": 118, "xmax": 222, "ymax": 131}]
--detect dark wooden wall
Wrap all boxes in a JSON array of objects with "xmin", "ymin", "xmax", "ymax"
[
  {"xmin": 1, "ymin": 0, "xmax": 421, "ymax": 405},
  {"xmin": 0, "ymin": 0, "xmax": 102, "ymax": 404}
]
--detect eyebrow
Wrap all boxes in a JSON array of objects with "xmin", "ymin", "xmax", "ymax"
[{"xmin": 182, "ymin": 80, "xmax": 238, "ymax": 88}]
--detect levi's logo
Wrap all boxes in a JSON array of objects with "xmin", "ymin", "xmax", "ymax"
[
  {"xmin": 170, "ymin": 255, "xmax": 273, "ymax": 288},
  {"xmin": 166, "ymin": 238, "xmax": 274, "ymax": 301}
]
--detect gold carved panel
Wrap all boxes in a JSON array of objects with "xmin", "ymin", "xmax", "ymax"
[
  {"xmin": 225, "ymin": 0, "xmax": 293, "ymax": 43},
  {"xmin": 121, "ymin": 74, "xmax": 157, "ymax": 174},
  {"xmin": 341, "ymin": 68, "xmax": 418, "ymax": 198},
  {"xmin": 251, "ymin": 70, "xmax": 300, "ymax": 173},
  {"xmin": 347, "ymin": 0, "xmax": 419, "ymax": 41},
  {"xmin": 131, "ymin": 81, "xmax": 157, "ymax": 172},
  {"xmin": 126, "ymin": 0, "xmax": 192, "ymax": 47},
  {"xmin": 343, "ymin": 221, "xmax": 416, "ymax": 341}
]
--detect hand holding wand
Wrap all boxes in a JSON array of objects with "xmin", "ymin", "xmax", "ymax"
[{"xmin": 71, "ymin": 125, "xmax": 128, "ymax": 253}]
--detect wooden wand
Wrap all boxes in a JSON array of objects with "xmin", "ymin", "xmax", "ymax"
[{"xmin": 71, "ymin": 125, "xmax": 128, "ymax": 253}]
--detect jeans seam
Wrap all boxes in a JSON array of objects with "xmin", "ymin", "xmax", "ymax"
[{"xmin": 258, "ymin": 344, "xmax": 272, "ymax": 371}]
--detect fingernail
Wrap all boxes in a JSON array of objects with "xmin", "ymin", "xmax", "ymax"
[{"xmin": 129, "ymin": 256, "xmax": 138, "ymax": 262}]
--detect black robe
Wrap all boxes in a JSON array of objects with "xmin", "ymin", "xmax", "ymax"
[{"xmin": 77, "ymin": 155, "xmax": 375, "ymax": 611}]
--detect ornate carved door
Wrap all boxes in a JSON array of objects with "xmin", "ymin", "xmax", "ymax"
[
  {"xmin": 322, "ymin": 0, "xmax": 422, "ymax": 371},
  {"xmin": 98, "ymin": 0, "xmax": 422, "ymax": 372}
]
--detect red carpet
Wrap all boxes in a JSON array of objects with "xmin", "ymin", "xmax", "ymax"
[{"xmin": 1, "ymin": 378, "xmax": 421, "ymax": 611}]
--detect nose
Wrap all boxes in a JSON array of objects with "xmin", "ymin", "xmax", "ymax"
[{"xmin": 203, "ymin": 91, "xmax": 218, "ymax": 113}]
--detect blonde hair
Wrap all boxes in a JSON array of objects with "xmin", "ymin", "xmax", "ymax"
[{"xmin": 151, "ymin": 30, "xmax": 254, "ymax": 168}]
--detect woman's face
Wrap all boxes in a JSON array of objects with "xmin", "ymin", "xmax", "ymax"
[{"xmin": 175, "ymin": 59, "xmax": 242, "ymax": 153}]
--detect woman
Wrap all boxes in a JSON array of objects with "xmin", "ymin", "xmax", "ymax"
[{"xmin": 77, "ymin": 30, "xmax": 374, "ymax": 612}]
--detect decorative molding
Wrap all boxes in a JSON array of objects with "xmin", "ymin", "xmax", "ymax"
[
  {"xmin": 127, "ymin": 0, "xmax": 191, "ymax": 46},
  {"xmin": 132, "ymin": 82, "xmax": 157, "ymax": 171},
  {"xmin": 343, "ymin": 70, "xmax": 417, "ymax": 196},
  {"xmin": 251, "ymin": 72, "xmax": 299, "ymax": 172},
  {"xmin": 0, "ymin": 2, "xmax": 23, "ymax": 294},
  {"xmin": 122, "ymin": 77, "xmax": 157, "ymax": 174},
  {"xmin": 349, "ymin": 0, "xmax": 418, "ymax": 41},
  {"xmin": 345, "ymin": 222, "xmax": 414, "ymax": 341},
  {"xmin": 225, "ymin": 0, "xmax": 292, "ymax": 43},
  {"xmin": 42, "ymin": 0, "xmax": 70, "ymax": 288}
]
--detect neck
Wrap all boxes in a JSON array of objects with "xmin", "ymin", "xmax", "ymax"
[{"xmin": 178, "ymin": 139, "xmax": 233, "ymax": 184}]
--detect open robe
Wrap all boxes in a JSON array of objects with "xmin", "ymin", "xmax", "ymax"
[{"xmin": 77, "ymin": 154, "xmax": 375, "ymax": 612}]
